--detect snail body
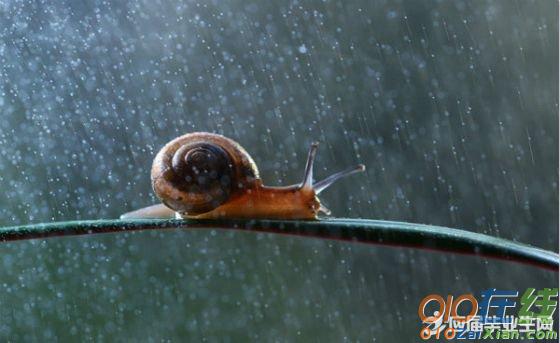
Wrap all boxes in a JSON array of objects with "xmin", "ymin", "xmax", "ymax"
[{"xmin": 121, "ymin": 132, "xmax": 364, "ymax": 220}]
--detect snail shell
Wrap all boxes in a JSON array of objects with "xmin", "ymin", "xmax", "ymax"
[{"xmin": 151, "ymin": 132, "xmax": 259, "ymax": 215}]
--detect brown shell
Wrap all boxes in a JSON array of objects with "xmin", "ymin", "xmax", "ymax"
[{"xmin": 151, "ymin": 132, "xmax": 259, "ymax": 215}]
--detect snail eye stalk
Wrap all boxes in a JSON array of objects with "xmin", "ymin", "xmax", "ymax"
[
  {"xmin": 300, "ymin": 142, "xmax": 366, "ymax": 193},
  {"xmin": 313, "ymin": 164, "xmax": 366, "ymax": 194},
  {"xmin": 301, "ymin": 142, "xmax": 319, "ymax": 189}
]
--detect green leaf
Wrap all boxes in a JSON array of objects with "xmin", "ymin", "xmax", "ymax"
[{"xmin": 0, "ymin": 218, "xmax": 557, "ymax": 271}]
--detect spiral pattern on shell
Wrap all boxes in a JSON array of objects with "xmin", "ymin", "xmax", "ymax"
[{"xmin": 151, "ymin": 132, "xmax": 259, "ymax": 215}]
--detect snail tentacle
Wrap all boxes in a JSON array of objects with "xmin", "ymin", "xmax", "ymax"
[
  {"xmin": 301, "ymin": 142, "xmax": 319, "ymax": 189},
  {"xmin": 313, "ymin": 164, "xmax": 366, "ymax": 194}
]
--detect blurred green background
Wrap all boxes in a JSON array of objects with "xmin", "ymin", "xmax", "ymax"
[{"xmin": 0, "ymin": 0, "xmax": 557, "ymax": 340}]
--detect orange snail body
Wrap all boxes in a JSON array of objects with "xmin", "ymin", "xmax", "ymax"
[{"xmin": 121, "ymin": 132, "xmax": 365, "ymax": 220}]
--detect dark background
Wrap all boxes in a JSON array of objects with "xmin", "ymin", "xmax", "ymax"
[{"xmin": 0, "ymin": 0, "xmax": 557, "ymax": 341}]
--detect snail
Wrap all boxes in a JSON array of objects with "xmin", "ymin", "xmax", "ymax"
[{"xmin": 121, "ymin": 132, "xmax": 365, "ymax": 220}]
